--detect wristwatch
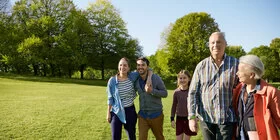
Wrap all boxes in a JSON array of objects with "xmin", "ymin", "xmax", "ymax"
[{"xmin": 188, "ymin": 115, "xmax": 196, "ymax": 120}]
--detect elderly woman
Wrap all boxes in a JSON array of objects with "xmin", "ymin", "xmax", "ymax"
[{"xmin": 233, "ymin": 55, "xmax": 280, "ymax": 140}]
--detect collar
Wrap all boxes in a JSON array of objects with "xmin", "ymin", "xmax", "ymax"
[
  {"xmin": 210, "ymin": 53, "xmax": 227, "ymax": 63},
  {"xmin": 255, "ymin": 79, "xmax": 268, "ymax": 95},
  {"xmin": 241, "ymin": 79, "xmax": 262, "ymax": 95}
]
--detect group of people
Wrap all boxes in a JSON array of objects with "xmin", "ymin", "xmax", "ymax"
[
  {"xmin": 106, "ymin": 31, "xmax": 280, "ymax": 140},
  {"xmin": 106, "ymin": 57, "xmax": 168, "ymax": 140}
]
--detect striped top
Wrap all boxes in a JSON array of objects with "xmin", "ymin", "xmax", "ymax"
[
  {"xmin": 188, "ymin": 54, "xmax": 239, "ymax": 124},
  {"xmin": 118, "ymin": 79, "xmax": 135, "ymax": 107}
]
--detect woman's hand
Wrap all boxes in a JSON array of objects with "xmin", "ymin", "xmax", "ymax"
[
  {"xmin": 171, "ymin": 121, "xmax": 176, "ymax": 128},
  {"xmin": 106, "ymin": 112, "xmax": 111, "ymax": 123}
]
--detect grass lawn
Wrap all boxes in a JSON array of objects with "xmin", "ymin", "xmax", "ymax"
[{"xmin": 0, "ymin": 75, "xmax": 203, "ymax": 139}]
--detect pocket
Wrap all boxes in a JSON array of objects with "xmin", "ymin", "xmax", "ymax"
[{"xmin": 248, "ymin": 117, "xmax": 257, "ymax": 131}]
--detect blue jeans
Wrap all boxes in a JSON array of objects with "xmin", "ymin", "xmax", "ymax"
[{"xmin": 111, "ymin": 105, "xmax": 137, "ymax": 140}]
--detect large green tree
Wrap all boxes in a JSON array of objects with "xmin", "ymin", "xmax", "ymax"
[
  {"xmin": 166, "ymin": 12, "xmax": 219, "ymax": 74},
  {"xmin": 13, "ymin": 0, "xmax": 77, "ymax": 76},
  {"xmin": 86, "ymin": 0, "xmax": 141, "ymax": 79}
]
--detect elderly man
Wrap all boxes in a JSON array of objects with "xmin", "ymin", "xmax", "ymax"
[
  {"xmin": 233, "ymin": 55, "xmax": 280, "ymax": 140},
  {"xmin": 188, "ymin": 32, "xmax": 239, "ymax": 140}
]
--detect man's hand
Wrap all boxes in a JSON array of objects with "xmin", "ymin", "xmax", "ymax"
[
  {"xmin": 145, "ymin": 83, "xmax": 153, "ymax": 93},
  {"xmin": 189, "ymin": 119, "xmax": 198, "ymax": 132}
]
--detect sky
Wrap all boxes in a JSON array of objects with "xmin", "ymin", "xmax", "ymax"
[{"xmin": 11, "ymin": 0, "xmax": 280, "ymax": 56}]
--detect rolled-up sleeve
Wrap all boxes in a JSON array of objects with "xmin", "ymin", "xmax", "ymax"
[{"xmin": 107, "ymin": 77, "xmax": 114, "ymax": 105}]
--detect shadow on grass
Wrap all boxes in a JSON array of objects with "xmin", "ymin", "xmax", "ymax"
[{"xmin": 0, "ymin": 72, "xmax": 108, "ymax": 87}]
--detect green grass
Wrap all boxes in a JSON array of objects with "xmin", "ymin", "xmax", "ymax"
[{"xmin": 0, "ymin": 75, "xmax": 204, "ymax": 139}]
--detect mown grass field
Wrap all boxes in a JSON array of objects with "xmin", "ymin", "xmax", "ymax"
[{"xmin": 0, "ymin": 75, "xmax": 203, "ymax": 139}]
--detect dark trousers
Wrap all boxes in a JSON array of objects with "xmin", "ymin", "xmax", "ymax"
[
  {"xmin": 200, "ymin": 121, "xmax": 235, "ymax": 140},
  {"xmin": 111, "ymin": 105, "xmax": 137, "ymax": 140}
]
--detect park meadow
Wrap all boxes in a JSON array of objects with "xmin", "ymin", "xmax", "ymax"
[{"xmin": 0, "ymin": 75, "xmax": 203, "ymax": 140}]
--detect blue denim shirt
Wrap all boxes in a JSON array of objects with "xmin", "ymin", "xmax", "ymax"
[{"xmin": 106, "ymin": 72, "xmax": 139, "ymax": 123}]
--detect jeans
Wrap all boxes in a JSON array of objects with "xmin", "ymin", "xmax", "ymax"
[{"xmin": 111, "ymin": 105, "xmax": 137, "ymax": 140}]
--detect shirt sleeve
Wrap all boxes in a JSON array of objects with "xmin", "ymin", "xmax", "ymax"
[
  {"xmin": 171, "ymin": 91, "xmax": 178, "ymax": 118},
  {"xmin": 106, "ymin": 77, "xmax": 114, "ymax": 105},
  {"xmin": 188, "ymin": 64, "xmax": 201, "ymax": 117},
  {"xmin": 128, "ymin": 71, "xmax": 140, "ymax": 83}
]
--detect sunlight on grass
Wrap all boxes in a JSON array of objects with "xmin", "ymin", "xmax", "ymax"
[{"xmin": 0, "ymin": 77, "xmax": 203, "ymax": 139}]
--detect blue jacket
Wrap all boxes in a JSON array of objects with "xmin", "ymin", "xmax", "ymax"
[{"xmin": 106, "ymin": 72, "xmax": 139, "ymax": 123}]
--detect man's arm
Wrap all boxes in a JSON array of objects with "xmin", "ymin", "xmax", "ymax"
[
  {"xmin": 188, "ymin": 65, "xmax": 200, "ymax": 133},
  {"xmin": 148, "ymin": 75, "xmax": 167, "ymax": 98},
  {"xmin": 188, "ymin": 65, "xmax": 200, "ymax": 118}
]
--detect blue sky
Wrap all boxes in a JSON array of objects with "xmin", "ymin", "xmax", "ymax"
[{"xmin": 12, "ymin": 0, "xmax": 280, "ymax": 56}]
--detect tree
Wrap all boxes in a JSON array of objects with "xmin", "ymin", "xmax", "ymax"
[
  {"xmin": 269, "ymin": 38, "xmax": 280, "ymax": 81},
  {"xmin": 166, "ymin": 12, "xmax": 219, "ymax": 74},
  {"xmin": 13, "ymin": 0, "xmax": 77, "ymax": 76},
  {"xmin": 225, "ymin": 45, "xmax": 246, "ymax": 59},
  {"xmin": 86, "ymin": 0, "xmax": 141, "ymax": 79},
  {"xmin": 158, "ymin": 23, "xmax": 173, "ymax": 50},
  {"xmin": 0, "ymin": 4, "xmax": 28, "ymax": 73},
  {"xmin": 248, "ymin": 45, "xmax": 279, "ymax": 81},
  {"xmin": 57, "ymin": 9, "xmax": 93, "ymax": 78}
]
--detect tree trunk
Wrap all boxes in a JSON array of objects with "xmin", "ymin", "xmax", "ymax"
[
  {"xmin": 80, "ymin": 64, "xmax": 85, "ymax": 79},
  {"xmin": 32, "ymin": 64, "xmax": 38, "ymax": 76},
  {"xmin": 68, "ymin": 69, "xmax": 72, "ymax": 78},
  {"xmin": 43, "ymin": 64, "xmax": 47, "ymax": 76},
  {"xmin": 101, "ymin": 58, "xmax": 105, "ymax": 80}
]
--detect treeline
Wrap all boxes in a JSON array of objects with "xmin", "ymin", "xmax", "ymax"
[
  {"xmin": 1, "ymin": 1, "xmax": 280, "ymax": 82},
  {"xmin": 0, "ymin": 0, "xmax": 142, "ymax": 79},
  {"xmin": 147, "ymin": 13, "xmax": 280, "ymax": 82}
]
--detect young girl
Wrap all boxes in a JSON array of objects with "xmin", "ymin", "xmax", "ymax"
[{"xmin": 171, "ymin": 70, "xmax": 197, "ymax": 140}]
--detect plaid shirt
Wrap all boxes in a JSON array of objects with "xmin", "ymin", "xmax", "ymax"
[{"xmin": 188, "ymin": 54, "xmax": 239, "ymax": 124}]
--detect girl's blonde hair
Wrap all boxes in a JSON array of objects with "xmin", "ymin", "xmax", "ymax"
[{"xmin": 177, "ymin": 70, "xmax": 192, "ymax": 87}]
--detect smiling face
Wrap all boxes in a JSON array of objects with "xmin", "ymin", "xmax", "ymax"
[
  {"xmin": 209, "ymin": 33, "xmax": 226, "ymax": 59},
  {"xmin": 136, "ymin": 59, "xmax": 148, "ymax": 76},
  {"xmin": 118, "ymin": 58, "xmax": 130, "ymax": 75},
  {"xmin": 178, "ymin": 73, "xmax": 190, "ymax": 88}
]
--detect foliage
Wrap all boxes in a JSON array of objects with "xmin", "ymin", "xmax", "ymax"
[
  {"xmin": 86, "ymin": 0, "xmax": 142, "ymax": 79},
  {"xmin": 0, "ymin": 0, "xmax": 142, "ymax": 79},
  {"xmin": 248, "ymin": 45, "xmax": 280, "ymax": 81},
  {"xmin": 151, "ymin": 12, "xmax": 219, "ymax": 83},
  {"xmin": 166, "ymin": 12, "xmax": 219, "ymax": 74},
  {"xmin": 225, "ymin": 45, "xmax": 246, "ymax": 58},
  {"xmin": 72, "ymin": 67, "xmax": 117, "ymax": 80}
]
